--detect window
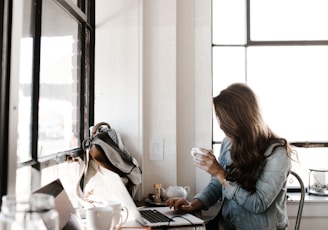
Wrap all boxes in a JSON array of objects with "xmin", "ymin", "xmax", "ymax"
[
  {"xmin": 0, "ymin": 0, "xmax": 94, "ymax": 204},
  {"xmin": 212, "ymin": 0, "xmax": 328, "ymax": 144},
  {"xmin": 212, "ymin": 0, "xmax": 328, "ymax": 181}
]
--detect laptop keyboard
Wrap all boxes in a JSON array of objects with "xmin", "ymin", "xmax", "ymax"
[{"xmin": 140, "ymin": 209, "xmax": 174, "ymax": 223}]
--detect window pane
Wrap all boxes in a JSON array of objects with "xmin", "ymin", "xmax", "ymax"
[
  {"xmin": 250, "ymin": 0, "xmax": 328, "ymax": 41},
  {"xmin": 213, "ymin": 143, "xmax": 221, "ymax": 158},
  {"xmin": 38, "ymin": 0, "xmax": 80, "ymax": 156},
  {"xmin": 14, "ymin": 0, "xmax": 33, "ymax": 163},
  {"xmin": 212, "ymin": 0, "xmax": 246, "ymax": 45},
  {"xmin": 212, "ymin": 47, "xmax": 246, "ymax": 141},
  {"xmin": 247, "ymin": 46, "xmax": 328, "ymax": 142}
]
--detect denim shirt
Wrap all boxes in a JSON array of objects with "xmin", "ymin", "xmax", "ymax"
[{"xmin": 194, "ymin": 137, "xmax": 291, "ymax": 230}]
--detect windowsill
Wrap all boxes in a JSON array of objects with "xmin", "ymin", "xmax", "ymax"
[
  {"xmin": 287, "ymin": 192, "xmax": 328, "ymax": 220},
  {"xmin": 287, "ymin": 192, "xmax": 328, "ymax": 203}
]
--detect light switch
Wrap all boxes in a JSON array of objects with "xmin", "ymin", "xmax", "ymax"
[{"xmin": 149, "ymin": 138, "xmax": 164, "ymax": 161}]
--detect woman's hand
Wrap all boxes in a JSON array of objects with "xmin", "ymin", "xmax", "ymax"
[
  {"xmin": 193, "ymin": 148, "xmax": 226, "ymax": 184},
  {"xmin": 165, "ymin": 198, "xmax": 203, "ymax": 212}
]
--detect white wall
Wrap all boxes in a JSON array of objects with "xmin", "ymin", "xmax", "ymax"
[{"xmin": 95, "ymin": 0, "xmax": 212, "ymax": 200}]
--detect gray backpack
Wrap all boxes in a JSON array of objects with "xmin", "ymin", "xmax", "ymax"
[{"xmin": 79, "ymin": 122, "xmax": 142, "ymax": 199}]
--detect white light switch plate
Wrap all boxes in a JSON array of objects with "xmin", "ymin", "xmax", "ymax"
[{"xmin": 149, "ymin": 138, "xmax": 164, "ymax": 161}]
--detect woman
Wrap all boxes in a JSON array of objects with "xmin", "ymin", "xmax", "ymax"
[{"xmin": 166, "ymin": 83, "xmax": 295, "ymax": 230}]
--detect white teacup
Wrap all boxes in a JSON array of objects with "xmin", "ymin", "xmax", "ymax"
[
  {"xmin": 191, "ymin": 147, "xmax": 209, "ymax": 160},
  {"xmin": 86, "ymin": 206, "xmax": 113, "ymax": 230},
  {"xmin": 102, "ymin": 200, "xmax": 129, "ymax": 230}
]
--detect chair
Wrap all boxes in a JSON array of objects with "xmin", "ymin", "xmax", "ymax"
[
  {"xmin": 206, "ymin": 171, "xmax": 305, "ymax": 230},
  {"xmin": 289, "ymin": 170, "xmax": 305, "ymax": 230}
]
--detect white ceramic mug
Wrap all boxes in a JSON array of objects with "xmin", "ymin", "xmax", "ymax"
[
  {"xmin": 103, "ymin": 200, "xmax": 129, "ymax": 230},
  {"xmin": 191, "ymin": 147, "xmax": 209, "ymax": 160},
  {"xmin": 86, "ymin": 206, "xmax": 113, "ymax": 230}
]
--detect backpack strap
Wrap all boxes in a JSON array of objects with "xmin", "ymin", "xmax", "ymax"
[{"xmin": 91, "ymin": 122, "xmax": 111, "ymax": 135}]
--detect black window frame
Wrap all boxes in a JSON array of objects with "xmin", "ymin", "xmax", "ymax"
[
  {"xmin": 0, "ymin": 0, "xmax": 95, "ymax": 200},
  {"xmin": 0, "ymin": 0, "xmax": 13, "ymax": 199}
]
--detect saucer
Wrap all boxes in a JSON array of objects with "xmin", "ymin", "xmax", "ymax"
[{"xmin": 145, "ymin": 198, "xmax": 166, "ymax": 207}]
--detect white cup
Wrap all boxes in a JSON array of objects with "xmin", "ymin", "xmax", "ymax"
[
  {"xmin": 102, "ymin": 200, "xmax": 129, "ymax": 230},
  {"xmin": 191, "ymin": 147, "xmax": 209, "ymax": 160},
  {"xmin": 86, "ymin": 206, "xmax": 113, "ymax": 230}
]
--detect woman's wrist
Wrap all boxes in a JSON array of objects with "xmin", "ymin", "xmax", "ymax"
[
  {"xmin": 215, "ymin": 170, "xmax": 227, "ymax": 187},
  {"xmin": 190, "ymin": 198, "xmax": 204, "ymax": 211},
  {"xmin": 221, "ymin": 178, "xmax": 227, "ymax": 188}
]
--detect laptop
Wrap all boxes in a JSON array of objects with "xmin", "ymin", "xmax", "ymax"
[
  {"xmin": 86, "ymin": 167, "xmax": 205, "ymax": 228},
  {"xmin": 33, "ymin": 179, "xmax": 84, "ymax": 230}
]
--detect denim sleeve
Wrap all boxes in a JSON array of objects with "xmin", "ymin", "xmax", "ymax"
[
  {"xmin": 193, "ymin": 176, "xmax": 222, "ymax": 210},
  {"xmin": 223, "ymin": 146, "xmax": 291, "ymax": 214}
]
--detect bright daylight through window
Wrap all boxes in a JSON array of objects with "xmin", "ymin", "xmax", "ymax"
[
  {"xmin": 11, "ymin": 0, "xmax": 93, "ymax": 202},
  {"xmin": 212, "ymin": 0, "xmax": 328, "ymax": 183}
]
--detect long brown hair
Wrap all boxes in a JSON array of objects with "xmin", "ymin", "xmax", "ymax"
[{"xmin": 213, "ymin": 83, "xmax": 292, "ymax": 193}]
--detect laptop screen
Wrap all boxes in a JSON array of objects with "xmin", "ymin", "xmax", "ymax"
[{"xmin": 33, "ymin": 179, "xmax": 82, "ymax": 229}]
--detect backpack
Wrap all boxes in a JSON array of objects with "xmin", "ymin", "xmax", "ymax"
[{"xmin": 76, "ymin": 122, "xmax": 142, "ymax": 205}]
